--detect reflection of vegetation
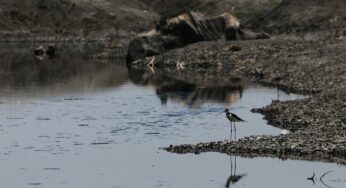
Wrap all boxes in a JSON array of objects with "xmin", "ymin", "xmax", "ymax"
[{"xmin": 128, "ymin": 68, "xmax": 246, "ymax": 107}]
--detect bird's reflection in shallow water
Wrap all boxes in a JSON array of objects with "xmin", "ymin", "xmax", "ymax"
[
  {"xmin": 128, "ymin": 68, "xmax": 246, "ymax": 107},
  {"xmin": 226, "ymin": 155, "xmax": 246, "ymax": 188}
]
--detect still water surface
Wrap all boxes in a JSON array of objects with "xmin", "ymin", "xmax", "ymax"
[{"xmin": 0, "ymin": 46, "xmax": 345, "ymax": 188}]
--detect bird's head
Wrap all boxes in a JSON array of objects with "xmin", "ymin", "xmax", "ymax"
[{"xmin": 224, "ymin": 108, "xmax": 229, "ymax": 113}]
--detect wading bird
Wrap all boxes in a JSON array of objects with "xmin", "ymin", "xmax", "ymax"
[{"xmin": 224, "ymin": 108, "xmax": 246, "ymax": 141}]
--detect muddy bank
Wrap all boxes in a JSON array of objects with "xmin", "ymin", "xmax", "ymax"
[
  {"xmin": 131, "ymin": 29, "xmax": 346, "ymax": 93},
  {"xmin": 146, "ymin": 29, "xmax": 346, "ymax": 163},
  {"xmin": 164, "ymin": 136, "xmax": 346, "ymax": 165},
  {"xmin": 164, "ymin": 88, "xmax": 346, "ymax": 164}
]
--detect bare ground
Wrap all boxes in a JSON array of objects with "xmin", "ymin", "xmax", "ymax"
[{"xmin": 137, "ymin": 30, "xmax": 346, "ymax": 164}]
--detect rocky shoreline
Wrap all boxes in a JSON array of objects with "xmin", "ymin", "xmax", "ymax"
[
  {"xmin": 151, "ymin": 29, "xmax": 346, "ymax": 163},
  {"xmin": 164, "ymin": 88, "xmax": 346, "ymax": 164}
]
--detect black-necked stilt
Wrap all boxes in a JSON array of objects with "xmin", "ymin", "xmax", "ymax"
[{"xmin": 224, "ymin": 108, "xmax": 245, "ymax": 141}]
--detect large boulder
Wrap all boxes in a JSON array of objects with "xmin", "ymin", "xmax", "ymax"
[
  {"xmin": 126, "ymin": 30, "xmax": 179, "ymax": 63},
  {"xmin": 126, "ymin": 11, "xmax": 269, "ymax": 63}
]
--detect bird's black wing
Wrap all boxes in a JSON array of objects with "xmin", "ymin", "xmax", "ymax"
[{"xmin": 231, "ymin": 113, "xmax": 245, "ymax": 122}]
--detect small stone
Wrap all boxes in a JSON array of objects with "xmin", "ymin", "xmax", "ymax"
[{"xmin": 229, "ymin": 45, "xmax": 242, "ymax": 51}]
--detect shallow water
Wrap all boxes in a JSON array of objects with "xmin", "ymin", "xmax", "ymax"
[{"xmin": 0, "ymin": 46, "xmax": 345, "ymax": 188}]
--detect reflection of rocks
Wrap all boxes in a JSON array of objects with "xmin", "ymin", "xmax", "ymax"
[
  {"xmin": 155, "ymin": 83, "xmax": 243, "ymax": 106},
  {"xmin": 34, "ymin": 45, "xmax": 45, "ymax": 56},
  {"xmin": 34, "ymin": 45, "xmax": 56, "ymax": 60},
  {"xmin": 0, "ymin": 45, "xmax": 128, "ymax": 91},
  {"xmin": 128, "ymin": 68, "xmax": 245, "ymax": 107},
  {"xmin": 46, "ymin": 45, "xmax": 56, "ymax": 56},
  {"xmin": 127, "ymin": 11, "xmax": 269, "ymax": 62}
]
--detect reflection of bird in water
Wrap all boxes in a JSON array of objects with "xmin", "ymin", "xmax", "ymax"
[
  {"xmin": 34, "ymin": 45, "xmax": 56, "ymax": 60},
  {"xmin": 224, "ymin": 108, "xmax": 246, "ymax": 141},
  {"xmin": 225, "ymin": 155, "xmax": 246, "ymax": 188}
]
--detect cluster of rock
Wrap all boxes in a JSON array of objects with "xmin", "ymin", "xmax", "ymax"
[
  {"xmin": 164, "ymin": 133, "xmax": 346, "ymax": 164},
  {"xmin": 126, "ymin": 11, "xmax": 269, "ymax": 63}
]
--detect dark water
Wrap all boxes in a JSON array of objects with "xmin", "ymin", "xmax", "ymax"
[{"xmin": 0, "ymin": 45, "xmax": 345, "ymax": 188}]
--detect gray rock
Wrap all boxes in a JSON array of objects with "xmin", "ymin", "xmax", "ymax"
[{"xmin": 126, "ymin": 11, "xmax": 269, "ymax": 63}]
